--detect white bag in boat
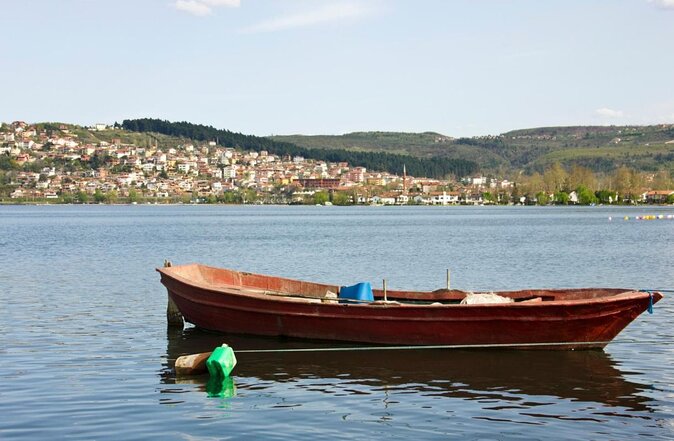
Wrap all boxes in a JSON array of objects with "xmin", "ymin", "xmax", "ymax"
[{"xmin": 460, "ymin": 292, "xmax": 514, "ymax": 305}]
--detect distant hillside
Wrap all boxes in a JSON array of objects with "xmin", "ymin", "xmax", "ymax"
[
  {"xmin": 272, "ymin": 125, "xmax": 674, "ymax": 173},
  {"xmin": 121, "ymin": 119, "xmax": 478, "ymax": 178},
  {"xmin": 33, "ymin": 122, "xmax": 189, "ymax": 150},
  {"xmin": 24, "ymin": 120, "xmax": 674, "ymax": 176},
  {"xmin": 272, "ymin": 131, "xmax": 453, "ymax": 156},
  {"xmin": 497, "ymin": 125, "xmax": 674, "ymax": 172},
  {"xmin": 272, "ymin": 131, "xmax": 507, "ymax": 171}
]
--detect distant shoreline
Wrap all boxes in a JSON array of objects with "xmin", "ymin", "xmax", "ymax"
[{"xmin": 2, "ymin": 201, "xmax": 673, "ymax": 208}]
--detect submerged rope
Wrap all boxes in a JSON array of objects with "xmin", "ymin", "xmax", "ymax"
[
  {"xmin": 218, "ymin": 339, "xmax": 674, "ymax": 355},
  {"xmin": 235, "ymin": 341, "xmax": 612, "ymax": 353}
]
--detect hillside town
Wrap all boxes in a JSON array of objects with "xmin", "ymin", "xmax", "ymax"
[{"xmin": 1, "ymin": 121, "xmax": 672, "ymax": 205}]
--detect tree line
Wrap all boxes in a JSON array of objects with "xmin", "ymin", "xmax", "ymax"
[
  {"xmin": 120, "ymin": 118, "xmax": 478, "ymax": 179},
  {"xmin": 513, "ymin": 163, "xmax": 673, "ymax": 204}
]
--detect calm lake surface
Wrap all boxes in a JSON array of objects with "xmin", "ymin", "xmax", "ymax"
[{"xmin": 2, "ymin": 205, "xmax": 674, "ymax": 440}]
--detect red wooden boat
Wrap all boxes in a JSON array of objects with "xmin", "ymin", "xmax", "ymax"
[{"xmin": 157, "ymin": 263, "xmax": 663, "ymax": 350}]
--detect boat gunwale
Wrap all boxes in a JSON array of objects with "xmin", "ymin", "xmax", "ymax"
[{"xmin": 157, "ymin": 263, "xmax": 656, "ymax": 309}]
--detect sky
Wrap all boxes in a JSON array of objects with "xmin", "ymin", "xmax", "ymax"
[{"xmin": 1, "ymin": 0, "xmax": 673, "ymax": 137}]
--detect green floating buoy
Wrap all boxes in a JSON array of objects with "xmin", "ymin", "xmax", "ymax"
[{"xmin": 206, "ymin": 344, "xmax": 237, "ymax": 378}]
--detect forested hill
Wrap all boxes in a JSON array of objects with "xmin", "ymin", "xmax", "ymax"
[
  {"xmin": 272, "ymin": 132, "xmax": 453, "ymax": 156},
  {"xmin": 273, "ymin": 125, "xmax": 674, "ymax": 173},
  {"xmin": 121, "ymin": 119, "xmax": 478, "ymax": 179}
]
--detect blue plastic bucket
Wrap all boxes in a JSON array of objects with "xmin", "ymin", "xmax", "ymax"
[{"xmin": 339, "ymin": 282, "xmax": 374, "ymax": 303}]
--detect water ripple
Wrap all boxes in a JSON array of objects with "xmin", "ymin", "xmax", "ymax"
[{"xmin": 1, "ymin": 205, "xmax": 674, "ymax": 440}]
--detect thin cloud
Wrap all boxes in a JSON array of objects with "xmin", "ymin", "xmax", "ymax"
[
  {"xmin": 174, "ymin": 0, "xmax": 240, "ymax": 17},
  {"xmin": 241, "ymin": 2, "xmax": 375, "ymax": 34},
  {"xmin": 595, "ymin": 108, "xmax": 624, "ymax": 118},
  {"xmin": 175, "ymin": 0, "xmax": 211, "ymax": 16},
  {"xmin": 649, "ymin": 0, "xmax": 674, "ymax": 10}
]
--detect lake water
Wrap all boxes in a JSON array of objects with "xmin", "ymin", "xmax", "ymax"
[{"xmin": 1, "ymin": 205, "xmax": 674, "ymax": 440}]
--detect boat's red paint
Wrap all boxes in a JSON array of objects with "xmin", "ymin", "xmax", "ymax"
[{"xmin": 157, "ymin": 264, "xmax": 663, "ymax": 350}]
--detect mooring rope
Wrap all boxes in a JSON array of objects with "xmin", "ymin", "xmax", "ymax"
[
  {"xmin": 638, "ymin": 289, "xmax": 671, "ymax": 314},
  {"xmin": 234, "ymin": 341, "xmax": 613, "ymax": 353}
]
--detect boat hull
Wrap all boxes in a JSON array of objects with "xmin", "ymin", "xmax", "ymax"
[{"xmin": 158, "ymin": 264, "xmax": 662, "ymax": 350}]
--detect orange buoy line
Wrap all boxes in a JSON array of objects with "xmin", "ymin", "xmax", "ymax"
[{"xmin": 615, "ymin": 214, "xmax": 674, "ymax": 221}]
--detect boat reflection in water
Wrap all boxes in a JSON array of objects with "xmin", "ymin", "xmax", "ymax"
[{"xmin": 161, "ymin": 327, "xmax": 652, "ymax": 412}]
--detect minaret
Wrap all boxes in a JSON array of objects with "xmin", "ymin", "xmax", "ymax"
[{"xmin": 403, "ymin": 164, "xmax": 407, "ymax": 193}]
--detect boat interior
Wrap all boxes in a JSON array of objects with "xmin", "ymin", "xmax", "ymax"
[{"xmin": 160, "ymin": 263, "xmax": 637, "ymax": 305}]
